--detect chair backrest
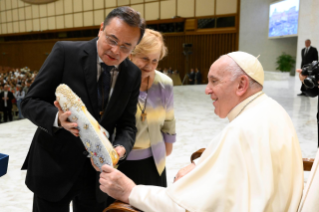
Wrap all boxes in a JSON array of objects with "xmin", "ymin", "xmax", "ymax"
[{"xmin": 298, "ymin": 150, "xmax": 319, "ymax": 212}]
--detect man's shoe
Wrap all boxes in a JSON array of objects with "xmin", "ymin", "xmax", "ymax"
[{"xmin": 297, "ymin": 93, "xmax": 307, "ymax": 96}]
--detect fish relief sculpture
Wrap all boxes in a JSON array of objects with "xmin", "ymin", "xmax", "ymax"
[{"xmin": 55, "ymin": 84, "xmax": 119, "ymax": 170}]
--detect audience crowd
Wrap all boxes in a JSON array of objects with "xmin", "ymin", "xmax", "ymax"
[{"xmin": 0, "ymin": 67, "xmax": 36, "ymax": 123}]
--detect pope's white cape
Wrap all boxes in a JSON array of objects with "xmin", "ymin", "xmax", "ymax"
[{"xmin": 130, "ymin": 92, "xmax": 303, "ymax": 212}]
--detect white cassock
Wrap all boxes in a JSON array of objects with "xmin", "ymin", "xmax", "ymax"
[{"xmin": 129, "ymin": 91, "xmax": 304, "ymax": 212}]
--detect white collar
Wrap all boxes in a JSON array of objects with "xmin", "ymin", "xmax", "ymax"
[{"xmin": 227, "ymin": 91, "xmax": 264, "ymax": 122}]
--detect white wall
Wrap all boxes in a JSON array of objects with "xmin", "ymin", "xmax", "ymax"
[
  {"xmin": 296, "ymin": 0, "xmax": 319, "ymax": 69},
  {"xmin": 239, "ymin": 0, "xmax": 298, "ymax": 72}
]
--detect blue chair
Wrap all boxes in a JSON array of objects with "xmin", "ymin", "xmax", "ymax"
[{"xmin": 0, "ymin": 153, "xmax": 9, "ymax": 177}]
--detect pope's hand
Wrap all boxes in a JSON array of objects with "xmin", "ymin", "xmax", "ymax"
[
  {"xmin": 99, "ymin": 165, "xmax": 136, "ymax": 203},
  {"xmin": 296, "ymin": 69, "xmax": 307, "ymax": 83},
  {"xmin": 174, "ymin": 163, "xmax": 196, "ymax": 182},
  {"xmin": 54, "ymin": 100, "xmax": 79, "ymax": 137}
]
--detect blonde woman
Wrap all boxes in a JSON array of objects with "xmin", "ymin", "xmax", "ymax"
[{"xmin": 118, "ymin": 29, "xmax": 176, "ymax": 187}]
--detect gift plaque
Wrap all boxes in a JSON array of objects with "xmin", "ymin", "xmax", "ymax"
[{"xmin": 56, "ymin": 84, "xmax": 119, "ymax": 170}]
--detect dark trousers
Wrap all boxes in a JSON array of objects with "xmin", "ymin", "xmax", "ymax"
[
  {"xmin": 33, "ymin": 161, "xmax": 107, "ymax": 212},
  {"xmin": 3, "ymin": 106, "xmax": 12, "ymax": 122}
]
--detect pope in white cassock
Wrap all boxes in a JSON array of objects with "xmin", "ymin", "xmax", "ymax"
[{"xmin": 99, "ymin": 51, "xmax": 304, "ymax": 212}]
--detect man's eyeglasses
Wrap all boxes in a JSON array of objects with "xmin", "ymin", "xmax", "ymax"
[{"xmin": 105, "ymin": 35, "xmax": 133, "ymax": 54}]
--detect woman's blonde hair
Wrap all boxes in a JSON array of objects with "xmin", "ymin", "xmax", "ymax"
[{"xmin": 131, "ymin": 29, "xmax": 168, "ymax": 60}]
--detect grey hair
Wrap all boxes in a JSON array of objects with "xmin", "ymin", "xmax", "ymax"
[{"xmin": 221, "ymin": 55, "xmax": 263, "ymax": 90}]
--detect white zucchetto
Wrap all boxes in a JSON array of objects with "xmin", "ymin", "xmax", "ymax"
[{"xmin": 227, "ymin": 51, "xmax": 264, "ymax": 86}]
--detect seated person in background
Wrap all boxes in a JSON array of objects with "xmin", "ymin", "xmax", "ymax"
[
  {"xmin": 99, "ymin": 51, "xmax": 303, "ymax": 212},
  {"xmin": 95, "ymin": 29, "xmax": 176, "ymax": 204},
  {"xmin": 188, "ymin": 68, "xmax": 195, "ymax": 84},
  {"xmin": 195, "ymin": 68, "xmax": 202, "ymax": 84}
]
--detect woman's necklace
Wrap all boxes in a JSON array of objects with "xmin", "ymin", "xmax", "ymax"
[{"xmin": 138, "ymin": 76, "xmax": 150, "ymax": 122}]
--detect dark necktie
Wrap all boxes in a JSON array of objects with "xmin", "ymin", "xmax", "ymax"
[{"xmin": 98, "ymin": 63, "xmax": 111, "ymax": 116}]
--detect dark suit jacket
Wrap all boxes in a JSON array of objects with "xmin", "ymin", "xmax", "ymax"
[
  {"xmin": 21, "ymin": 38, "xmax": 141, "ymax": 202},
  {"xmin": 301, "ymin": 46, "xmax": 318, "ymax": 68},
  {"xmin": 0, "ymin": 90, "xmax": 14, "ymax": 110}
]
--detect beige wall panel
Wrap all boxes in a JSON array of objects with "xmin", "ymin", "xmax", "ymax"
[
  {"xmin": 48, "ymin": 16, "xmax": 55, "ymax": 29},
  {"xmin": 0, "ymin": 1, "xmax": 5, "ymax": 11},
  {"xmin": 105, "ymin": 8, "xmax": 115, "ymax": 17},
  {"xmin": 32, "ymin": 5, "xmax": 39, "ymax": 18},
  {"xmin": 84, "ymin": 0, "xmax": 93, "ymax": 11},
  {"xmin": 18, "ymin": 0, "xmax": 25, "ymax": 7},
  {"xmin": 73, "ymin": 0, "xmax": 83, "ymax": 12},
  {"xmin": 105, "ymin": 0, "xmax": 116, "ymax": 8},
  {"xmin": 145, "ymin": 0, "xmax": 155, "ymax": 2},
  {"xmin": 64, "ymin": 0, "xmax": 73, "ymax": 13},
  {"xmin": 2, "ymin": 23, "xmax": 7, "ymax": 34},
  {"xmin": 47, "ymin": 3, "xmax": 55, "ymax": 16},
  {"xmin": 33, "ymin": 18, "xmax": 40, "ymax": 31},
  {"xmin": 131, "ymin": 4, "xmax": 144, "ymax": 19},
  {"xmin": 25, "ymin": 6, "xmax": 32, "ymax": 19},
  {"xmin": 13, "ymin": 21, "xmax": 19, "ymax": 33},
  {"xmin": 56, "ymin": 15, "xmax": 64, "ymax": 29},
  {"xmin": 74, "ymin": 13, "xmax": 83, "ymax": 27},
  {"xmin": 94, "ymin": 9, "xmax": 104, "ymax": 25},
  {"xmin": 18, "ymin": 8, "xmax": 25, "ymax": 20},
  {"xmin": 39, "ymin": 4, "xmax": 47, "ymax": 18},
  {"xmin": 94, "ymin": 0, "xmax": 104, "ymax": 9},
  {"xmin": 1, "ymin": 11, "xmax": 6, "ymax": 23},
  {"xmin": 26, "ymin": 19, "xmax": 32, "ymax": 31},
  {"xmin": 117, "ymin": 0, "xmax": 129, "ymax": 6},
  {"xmin": 5, "ymin": 0, "xmax": 11, "ymax": 10},
  {"xmin": 177, "ymin": 0, "xmax": 194, "ymax": 17},
  {"xmin": 160, "ymin": 0, "xmax": 176, "ymax": 19},
  {"xmin": 40, "ymin": 18, "xmax": 48, "ymax": 30},
  {"xmin": 12, "ymin": 0, "xmax": 18, "ymax": 9},
  {"xmin": 145, "ymin": 2, "xmax": 159, "ymax": 21},
  {"xmin": 83, "ymin": 11, "xmax": 93, "ymax": 26},
  {"xmin": 7, "ymin": 22, "xmax": 12, "ymax": 33},
  {"xmin": 196, "ymin": 0, "xmax": 214, "ymax": 17},
  {"xmin": 55, "ymin": 0, "xmax": 64, "ymax": 15},
  {"xmin": 12, "ymin": 9, "xmax": 19, "ymax": 21},
  {"xmin": 131, "ymin": 0, "xmax": 143, "ymax": 3},
  {"xmin": 6, "ymin": 10, "xmax": 12, "ymax": 22},
  {"xmin": 216, "ymin": 0, "xmax": 236, "ymax": 15},
  {"xmin": 19, "ymin": 21, "xmax": 26, "ymax": 32},
  {"xmin": 65, "ymin": 14, "xmax": 73, "ymax": 28}
]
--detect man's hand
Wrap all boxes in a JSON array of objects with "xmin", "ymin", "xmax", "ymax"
[
  {"xmin": 115, "ymin": 145, "xmax": 126, "ymax": 159},
  {"xmin": 297, "ymin": 69, "xmax": 307, "ymax": 83},
  {"xmin": 99, "ymin": 165, "xmax": 136, "ymax": 203},
  {"xmin": 54, "ymin": 100, "xmax": 79, "ymax": 137},
  {"xmin": 174, "ymin": 163, "xmax": 196, "ymax": 183}
]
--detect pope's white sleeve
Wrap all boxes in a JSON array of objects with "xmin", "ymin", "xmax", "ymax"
[{"xmin": 129, "ymin": 185, "xmax": 185, "ymax": 212}]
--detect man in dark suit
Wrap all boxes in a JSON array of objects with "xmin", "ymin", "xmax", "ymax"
[
  {"xmin": 21, "ymin": 7, "xmax": 145, "ymax": 212},
  {"xmin": 0, "ymin": 84, "xmax": 14, "ymax": 122},
  {"xmin": 298, "ymin": 39, "xmax": 318, "ymax": 96}
]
